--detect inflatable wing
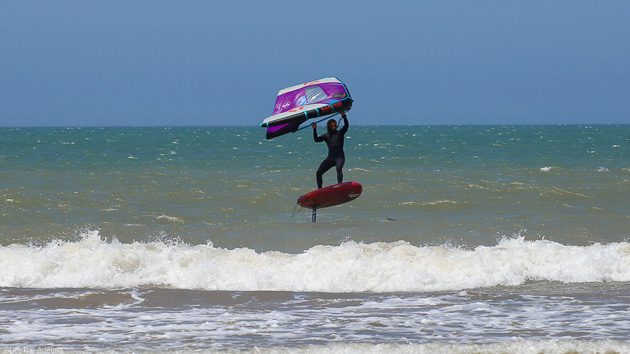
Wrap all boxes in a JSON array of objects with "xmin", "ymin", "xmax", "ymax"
[{"xmin": 260, "ymin": 77, "xmax": 353, "ymax": 140}]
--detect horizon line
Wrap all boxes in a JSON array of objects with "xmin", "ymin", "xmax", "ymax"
[{"xmin": 1, "ymin": 123, "xmax": 629, "ymax": 129}]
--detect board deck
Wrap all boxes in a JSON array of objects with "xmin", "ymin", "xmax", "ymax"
[{"xmin": 297, "ymin": 182, "xmax": 362, "ymax": 210}]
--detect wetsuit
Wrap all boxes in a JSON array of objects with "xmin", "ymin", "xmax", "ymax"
[{"xmin": 313, "ymin": 116, "xmax": 349, "ymax": 189}]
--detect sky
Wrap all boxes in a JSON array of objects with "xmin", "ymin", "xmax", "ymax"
[{"xmin": 1, "ymin": 0, "xmax": 629, "ymax": 126}]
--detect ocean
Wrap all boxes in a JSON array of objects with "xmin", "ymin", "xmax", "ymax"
[{"xmin": 0, "ymin": 125, "xmax": 629, "ymax": 352}]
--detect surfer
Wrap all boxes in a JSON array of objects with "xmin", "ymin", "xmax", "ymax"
[{"xmin": 311, "ymin": 113, "xmax": 349, "ymax": 189}]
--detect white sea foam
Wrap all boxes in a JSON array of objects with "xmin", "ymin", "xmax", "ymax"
[
  {"xmin": 3, "ymin": 340, "xmax": 628, "ymax": 353},
  {"xmin": 400, "ymin": 200, "xmax": 458, "ymax": 208},
  {"xmin": 539, "ymin": 166, "xmax": 556, "ymax": 172},
  {"xmin": 596, "ymin": 166, "xmax": 609, "ymax": 172},
  {"xmin": 155, "ymin": 215, "xmax": 184, "ymax": 223},
  {"xmin": 248, "ymin": 341, "xmax": 630, "ymax": 354},
  {"xmin": 1, "ymin": 285, "xmax": 628, "ymax": 350},
  {"xmin": 0, "ymin": 231, "xmax": 628, "ymax": 292},
  {"xmin": 348, "ymin": 167, "xmax": 370, "ymax": 173},
  {"xmin": 2, "ymin": 341, "xmax": 628, "ymax": 354}
]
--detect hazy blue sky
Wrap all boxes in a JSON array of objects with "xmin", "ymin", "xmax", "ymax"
[{"xmin": 1, "ymin": 0, "xmax": 629, "ymax": 126}]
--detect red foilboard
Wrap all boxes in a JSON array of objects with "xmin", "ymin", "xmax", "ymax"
[{"xmin": 297, "ymin": 182, "xmax": 362, "ymax": 209}]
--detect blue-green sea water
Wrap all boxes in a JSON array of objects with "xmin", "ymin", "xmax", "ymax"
[{"xmin": 1, "ymin": 125, "xmax": 629, "ymax": 352}]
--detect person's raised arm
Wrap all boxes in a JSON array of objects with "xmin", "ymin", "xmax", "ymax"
[
  {"xmin": 312, "ymin": 122, "xmax": 326, "ymax": 142},
  {"xmin": 340, "ymin": 113, "xmax": 349, "ymax": 134}
]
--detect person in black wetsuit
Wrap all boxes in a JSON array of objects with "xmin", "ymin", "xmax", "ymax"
[{"xmin": 311, "ymin": 112, "xmax": 349, "ymax": 189}]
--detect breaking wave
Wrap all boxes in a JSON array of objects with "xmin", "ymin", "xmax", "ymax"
[{"xmin": 1, "ymin": 231, "xmax": 628, "ymax": 292}]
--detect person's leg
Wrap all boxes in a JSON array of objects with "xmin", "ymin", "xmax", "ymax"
[
  {"xmin": 335, "ymin": 156, "xmax": 345, "ymax": 184},
  {"xmin": 316, "ymin": 159, "xmax": 335, "ymax": 188}
]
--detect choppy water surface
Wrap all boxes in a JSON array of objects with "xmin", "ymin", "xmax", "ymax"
[
  {"xmin": 1, "ymin": 283, "xmax": 629, "ymax": 351},
  {"xmin": 0, "ymin": 125, "xmax": 629, "ymax": 352}
]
